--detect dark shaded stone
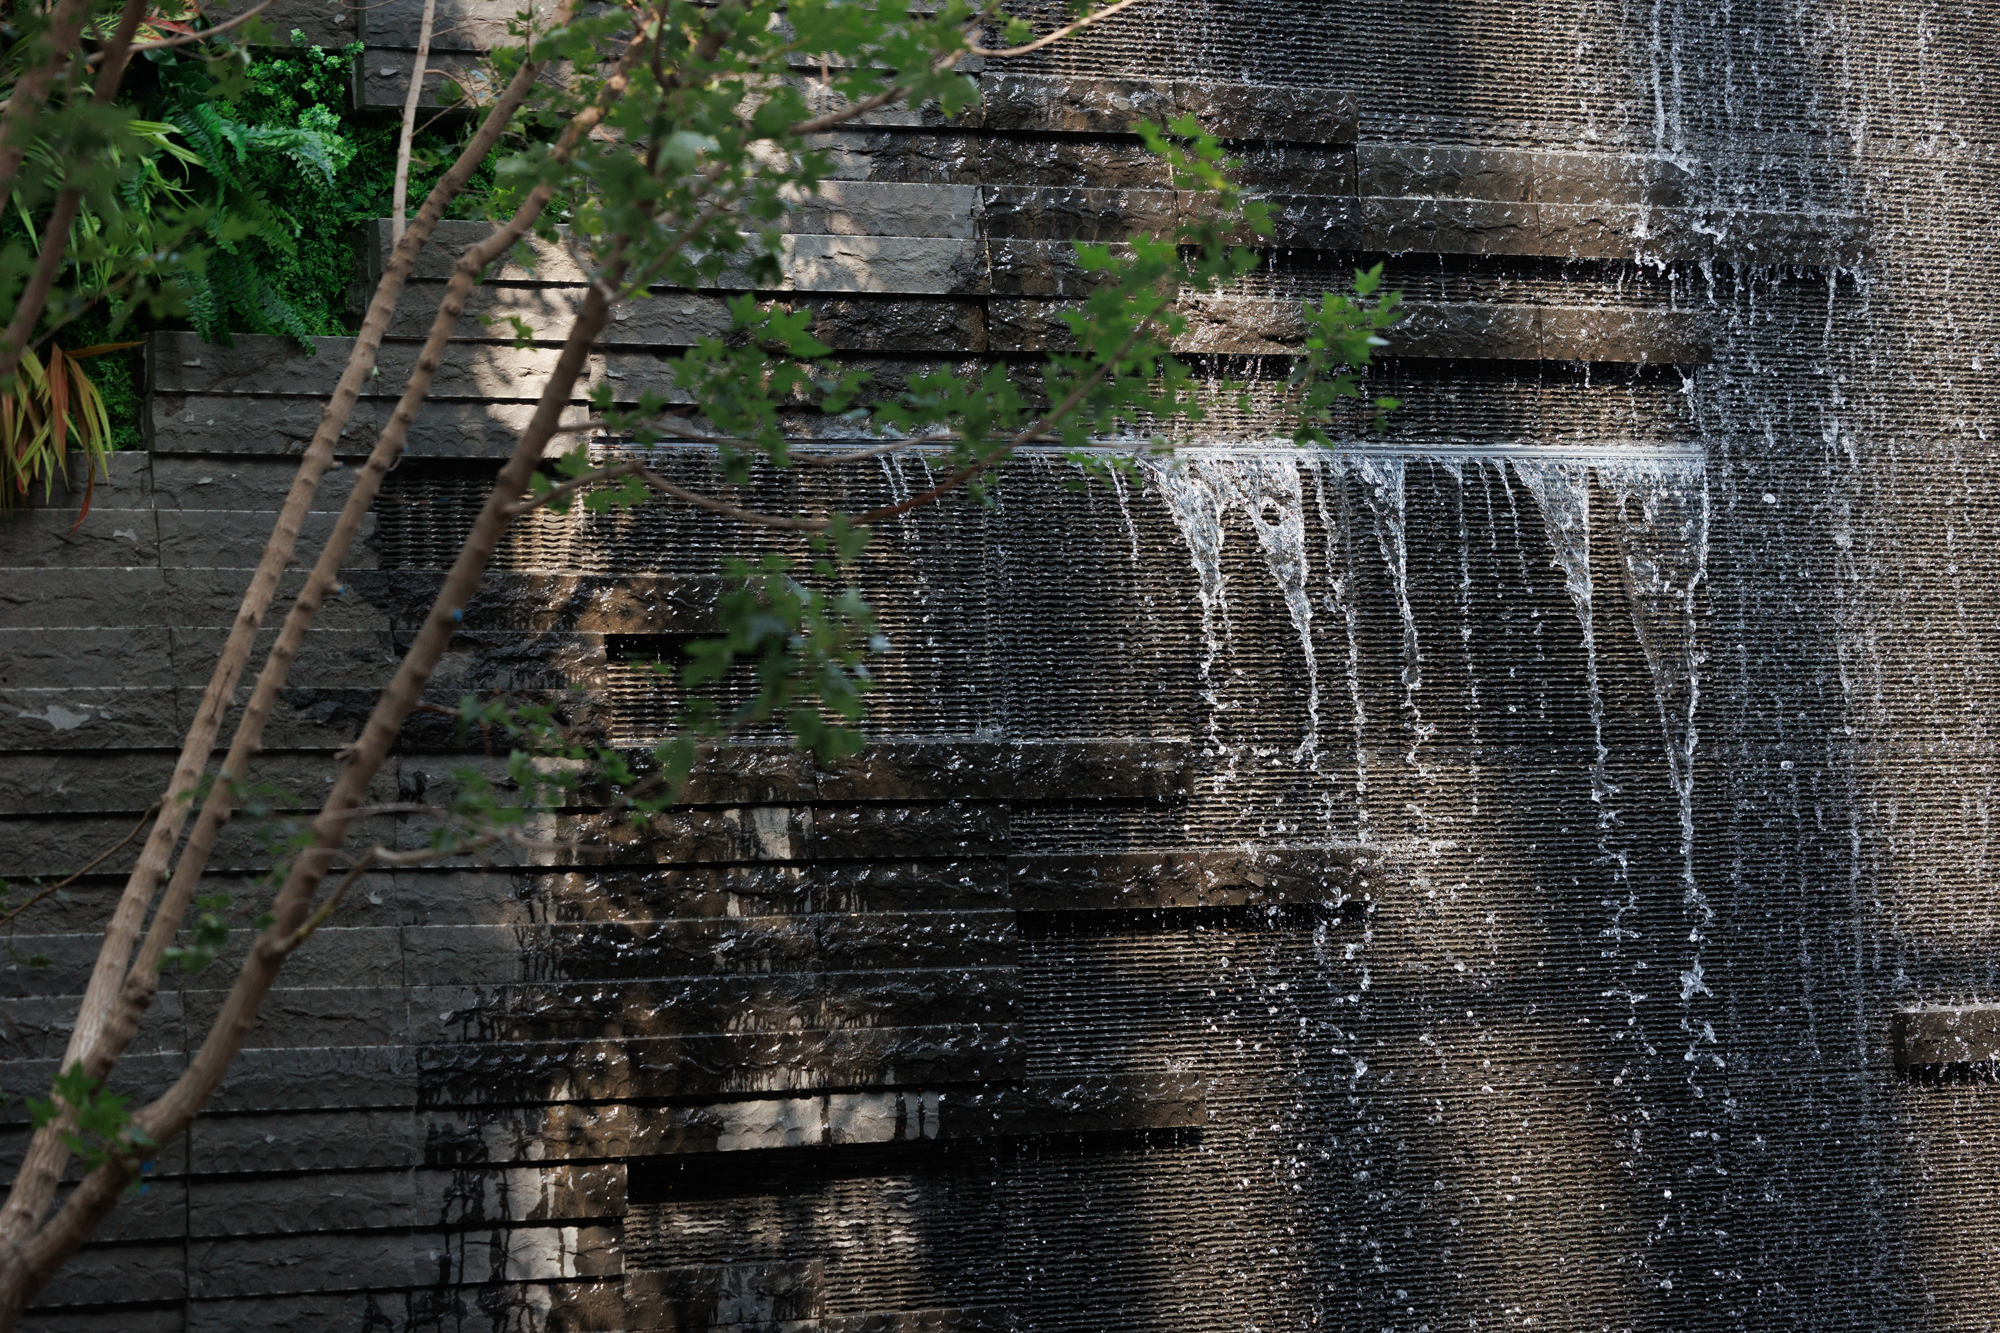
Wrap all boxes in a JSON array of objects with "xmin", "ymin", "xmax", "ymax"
[
  {"xmin": 623, "ymin": 1261, "xmax": 824, "ymax": 1332},
  {"xmin": 1893, "ymin": 1005, "xmax": 2000, "ymax": 1068}
]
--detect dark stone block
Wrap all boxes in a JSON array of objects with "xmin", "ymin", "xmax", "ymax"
[
  {"xmin": 529, "ymin": 865, "xmax": 811, "ymax": 922},
  {"xmin": 1392, "ymin": 303, "xmax": 1542, "ymax": 362},
  {"xmin": 1008, "ymin": 846, "xmax": 1378, "ymax": 912},
  {"xmin": 810, "ymin": 801, "xmax": 1009, "ymax": 861},
  {"xmin": 613, "ymin": 1027, "xmax": 1019, "ymax": 1098},
  {"xmin": 423, "ymin": 1101, "xmax": 635, "ymax": 1166},
  {"xmin": 419, "ymin": 1161, "xmax": 625, "ymax": 1227},
  {"xmin": 980, "ymin": 186, "xmax": 1177, "ymax": 242},
  {"xmin": 971, "ymin": 74, "xmax": 1177, "ymax": 135},
  {"xmin": 804, "ymin": 298, "xmax": 988, "ymax": 354},
  {"xmin": 1363, "ymin": 197, "xmax": 1539, "ymax": 257},
  {"xmin": 189, "ymin": 1109, "xmax": 420, "ymax": 1175},
  {"xmin": 1256, "ymin": 194, "xmax": 1366, "ymax": 249},
  {"xmin": 972, "ymin": 137, "xmax": 1171, "ymax": 191},
  {"xmin": 416, "ymin": 1037, "xmax": 628, "ymax": 1108},
  {"xmin": 1358, "ymin": 145, "xmax": 1535, "ymax": 202},
  {"xmin": 1537, "ymin": 307, "xmax": 1711, "ymax": 365},
  {"xmin": 207, "ymin": 1044, "xmax": 416, "ymax": 1114},
  {"xmin": 186, "ymin": 1231, "xmax": 413, "ymax": 1298},
  {"xmin": 29, "ymin": 1240, "xmax": 186, "ymax": 1307},
  {"xmin": 822, "ymin": 1311, "xmax": 1011, "ymax": 1333},
  {"xmin": 987, "ymin": 240, "xmax": 1128, "ymax": 298},
  {"xmin": 1894, "ymin": 1005, "xmax": 2000, "ymax": 1068},
  {"xmin": 186, "ymin": 1170, "xmax": 418, "ymax": 1238},
  {"xmin": 624, "ymin": 1261, "xmax": 824, "ymax": 1332},
  {"xmin": 811, "ymin": 860, "xmax": 1008, "ymax": 913}
]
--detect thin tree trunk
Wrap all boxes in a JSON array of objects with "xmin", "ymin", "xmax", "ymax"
[
  {"xmin": 88, "ymin": 47, "xmax": 643, "ymax": 1070},
  {"xmin": 0, "ymin": 6, "xmax": 575, "ymax": 1251},
  {"xmin": 390, "ymin": 0, "xmax": 439, "ymax": 243},
  {"xmin": 0, "ymin": 266, "xmax": 622, "ymax": 1328}
]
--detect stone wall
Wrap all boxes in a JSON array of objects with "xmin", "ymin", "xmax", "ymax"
[{"xmin": 4, "ymin": 0, "xmax": 2000, "ymax": 1329}]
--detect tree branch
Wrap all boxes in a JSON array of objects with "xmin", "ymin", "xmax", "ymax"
[
  {"xmin": 0, "ymin": 803, "xmax": 159, "ymax": 932},
  {"xmin": 0, "ymin": 2, "xmax": 580, "ymax": 1282},
  {"xmin": 965, "ymin": 0, "xmax": 1148, "ymax": 58},
  {"xmin": 0, "ymin": 0, "xmax": 99, "ymax": 214},
  {"xmin": 390, "ymin": 0, "xmax": 439, "ymax": 243},
  {"xmin": 79, "ymin": 31, "xmax": 644, "ymax": 1117}
]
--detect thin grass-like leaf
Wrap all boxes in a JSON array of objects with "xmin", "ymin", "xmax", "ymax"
[{"xmin": 48, "ymin": 348, "xmax": 70, "ymax": 462}]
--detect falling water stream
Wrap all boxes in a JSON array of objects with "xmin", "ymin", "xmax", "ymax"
[{"xmin": 1145, "ymin": 445, "xmax": 1713, "ymax": 1083}]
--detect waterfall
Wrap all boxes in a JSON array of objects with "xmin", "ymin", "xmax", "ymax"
[{"xmin": 1142, "ymin": 447, "xmax": 1708, "ymax": 894}]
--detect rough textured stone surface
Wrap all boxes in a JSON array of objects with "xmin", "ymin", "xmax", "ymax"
[{"xmin": 10, "ymin": 2, "xmax": 2000, "ymax": 1330}]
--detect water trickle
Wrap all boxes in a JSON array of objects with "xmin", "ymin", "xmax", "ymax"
[
  {"xmin": 1107, "ymin": 465, "xmax": 1145, "ymax": 566},
  {"xmin": 1510, "ymin": 460, "xmax": 1615, "ymax": 814},
  {"xmin": 1309, "ymin": 459, "xmax": 1366, "ymax": 835},
  {"xmin": 1146, "ymin": 454, "xmax": 1325, "ymax": 763},
  {"xmin": 1352, "ymin": 458, "xmax": 1420, "ymax": 696},
  {"xmin": 1597, "ymin": 457, "xmax": 1711, "ymax": 896},
  {"xmin": 1145, "ymin": 458, "xmax": 1234, "ymax": 755}
]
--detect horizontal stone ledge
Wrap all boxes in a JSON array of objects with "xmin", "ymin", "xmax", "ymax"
[
  {"xmin": 208, "ymin": 0, "xmax": 354, "ymax": 47},
  {"xmin": 365, "ymin": 218, "xmax": 989, "ymax": 293},
  {"xmin": 148, "ymin": 394, "xmax": 599, "ymax": 459},
  {"xmin": 382, "ymin": 284, "xmax": 990, "ymax": 352},
  {"xmin": 1893, "ymin": 1005, "xmax": 2000, "ymax": 1068},
  {"xmin": 355, "ymin": 53, "xmax": 1357, "ymax": 143},
  {"xmin": 1016, "ymin": 297, "xmax": 1710, "ymax": 364},
  {"xmin": 635, "ymin": 1075, "xmax": 1200, "ymax": 1156},
  {"xmin": 661, "ymin": 739, "xmax": 1194, "ymax": 805},
  {"xmin": 1008, "ymin": 847, "xmax": 1381, "ymax": 912}
]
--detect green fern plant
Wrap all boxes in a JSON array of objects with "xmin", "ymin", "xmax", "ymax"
[{"xmin": 157, "ymin": 87, "xmax": 354, "ymax": 343}]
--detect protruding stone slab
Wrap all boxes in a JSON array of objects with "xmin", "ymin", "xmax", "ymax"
[{"xmin": 1893, "ymin": 1005, "xmax": 2000, "ymax": 1068}]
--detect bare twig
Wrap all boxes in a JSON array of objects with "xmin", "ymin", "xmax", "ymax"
[
  {"xmin": 966, "ymin": 0, "xmax": 1148, "ymax": 57},
  {"xmin": 0, "ymin": 803, "xmax": 160, "ymax": 932},
  {"xmin": 391, "ymin": 0, "xmax": 440, "ymax": 243}
]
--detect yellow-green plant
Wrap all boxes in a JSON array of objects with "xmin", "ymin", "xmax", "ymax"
[{"xmin": 0, "ymin": 341, "xmax": 140, "ymax": 517}]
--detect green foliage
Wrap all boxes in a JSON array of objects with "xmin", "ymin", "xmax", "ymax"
[
  {"xmin": 149, "ymin": 49, "xmax": 357, "ymax": 341},
  {"xmin": 161, "ymin": 889, "xmax": 235, "ymax": 973},
  {"xmin": 27, "ymin": 1064, "xmax": 152, "ymax": 1172},
  {"xmin": 441, "ymin": 60, "xmax": 1401, "ymax": 845},
  {"xmin": 175, "ymin": 38, "xmax": 503, "ymax": 339}
]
